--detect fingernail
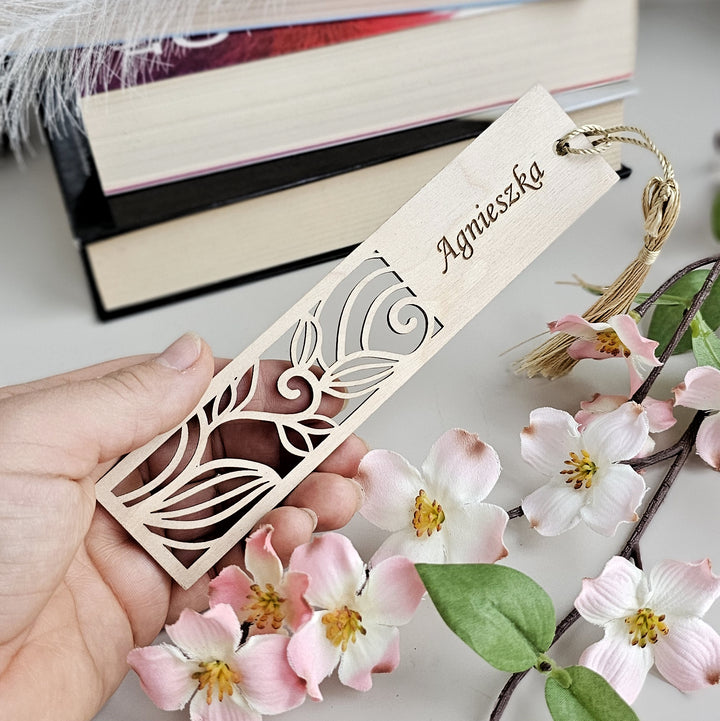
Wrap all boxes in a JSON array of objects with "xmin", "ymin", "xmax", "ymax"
[
  {"xmin": 349, "ymin": 478, "xmax": 366, "ymax": 510},
  {"xmin": 299, "ymin": 507, "xmax": 319, "ymax": 531},
  {"xmin": 156, "ymin": 332, "xmax": 202, "ymax": 371}
]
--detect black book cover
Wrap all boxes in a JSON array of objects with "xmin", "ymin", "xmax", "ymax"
[{"xmin": 47, "ymin": 115, "xmax": 494, "ymax": 245}]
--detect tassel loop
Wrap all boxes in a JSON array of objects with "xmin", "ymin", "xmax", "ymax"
[
  {"xmin": 515, "ymin": 125, "xmax": 680, "ymax": 379},
  {"xmin": 642, "ymin": 175, "xmax": 679, "ymax": 243}
]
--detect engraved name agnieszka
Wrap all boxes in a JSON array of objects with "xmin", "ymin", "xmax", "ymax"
[{"xmin": 437, "ymin": 160, "xmax": 545, "ymax": 274}]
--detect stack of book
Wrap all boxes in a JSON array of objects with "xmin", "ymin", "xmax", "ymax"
[{"xmin": 47, "ymin": 0, "xmax": 638, "ymax": 319}]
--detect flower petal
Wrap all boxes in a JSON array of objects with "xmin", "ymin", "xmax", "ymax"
[
  {"xmin": 289, "ymin": 533, "xmax": 364, "ymax": 609},
  {"xmin": 581, "ymin": 464, "xmax": 646, "ymax": 536},
  {"xmin": 654, "ymin": 617, "xmax": 720, "ymax": 692},
  {"xmin": 581, "ymin": 402, "xmax": 649, "ymax": 463},
  {"xmin": 674, "ymin": 365, "xmax": 720, "ymax": 411},
  {"xmin": 441, "ymin": 502, "xmax": 509, "ymax": 564},
  {"xmin": 575, "ymin": 394, "xmax": 626, "ymax": 430},
  {"xmin": 521, "ymin": 407, "xmax": 581, "ymax": 477},
  {"xmin": 642, "ymin": 396, "xmax": 676, "ymax": 433},
  {"xmin": 361, "ymin": 555, "xmax": 425, "ymax": 627},
  {"xmin": 610, "ymin": 314, "xmax": 661, "ymax": 368},
  {"xmin": 695, "ymin": 413, "xmax": 720, "ymax": 470},
  {"xmin": 370, "ymin": 527, "xmax": 447, "ymax": 565},
  {"xmin": 189, "ymin": 687, "xmax": 258, "ymax": 721},
  {"xmin": 567, "ymin": 338, "xmax": 610, "ymax": 361},
  {"xmin": 521, "ymin": 481, "xmax": 585, "ymax": 536},
  {"xmin": 355, "ymin": 449, "xmax": 423, "ymax": 531},
  {"xmin": 282, "ymin": 571, "xmax": 313, "ymax": 632},
  {"xmin": 649, "ymin": 558, "xmax": 720, "ymax": 618},
  {"xmin": 420, "ymin": 429, "xmax": 501, "ymax": 503},
  {"xmin": 235, "ymin": 635, "xmax": 306, "ymax": 715},
  {"xmin": 579, "ymin": 393, "xmax": 627, "ymax": 414},
  {"xmin": 548, "ymin": 313, "xmax": 604, "ymax": 339},
  {"xmin": 208, "ymin": 566, "xmax": 254, "ymax": 620},
  {"xmin": 575, "ymin": 556, "xmax": 646, "ymax": 626},
  {"xmin": 337, "ymin": 624, "xmax": 400, "ymax": 692},
  {"xmin": 127, "ymin": 644, "xmax": 196, "ymax": 711},
  {"xmin": 579, "ymin": 630, "xmax": 654, "ymax": 704},
  {"xmin": 244, "ymin": 525, "xmax": 283, "ymax": 587},
  {"xmin": 166, "ymin": 605, "xmax": 241, "ymax": 661},
  {"xmin": 286, "ymin": 612, "xmax": 342, "ymax": 701}
]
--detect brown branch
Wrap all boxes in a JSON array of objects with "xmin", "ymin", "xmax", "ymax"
[
  {"xmin": 633, "ymin": 253, "xmax": 720, "ymax": 317},
  {"xmin": 632, "ymin": 257, "xmax": 720, "ymax": 404}
]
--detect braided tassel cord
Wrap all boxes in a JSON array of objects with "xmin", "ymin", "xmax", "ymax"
[{"xmin": 515, "ymin": 125, "xmax": 680, "ymax": 379}]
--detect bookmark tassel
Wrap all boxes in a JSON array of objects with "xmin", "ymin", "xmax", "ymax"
[{"xmin": 515, "ymin": 125, "xmax": 680, "ymax": 379}]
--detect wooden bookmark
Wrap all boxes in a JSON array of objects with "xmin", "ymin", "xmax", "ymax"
[{"xmin": 96, "ymin": 85, "xmax": 618, "ymax": 588}]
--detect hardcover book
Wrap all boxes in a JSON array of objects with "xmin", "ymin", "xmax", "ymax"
[{"xmin": 79, "ymin": 0, "xmax": 638, "ymax": 194}]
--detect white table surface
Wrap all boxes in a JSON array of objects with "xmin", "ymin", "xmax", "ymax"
[{"xmin": 2, "ymin": 1, "xmax": 720, "ymax": 719}]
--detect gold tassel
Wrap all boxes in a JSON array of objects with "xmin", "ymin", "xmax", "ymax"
[{"xmin": 515, "ymin": 125, "xmax": 680, "ymax": 379}]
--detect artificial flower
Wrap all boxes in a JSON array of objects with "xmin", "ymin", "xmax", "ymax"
[
  {"xmin": 127, "ymin": 603, "xmax": 306, "ymax": 721},
  {"xmin": 209, "ymin": 525, "xmax": 312, "ymax": 634},
  {"xmin": 673, "ymin": 365, "xmax": 720, "ymax": 469},
  {"xmin": 575, "ymin": 392, "xmax": 676, "ymax": 456},
  {"xmin": 521, "ymin": 402, "xmax": 649, "ymax": 536},
  {"xmin": 286, "ymin": 532, "xmax": 425, "ymax": 699},
  {"xmin": 549, "ymin": 313, "xmax": 661, "ymax": 392},
  {"xmin": 576, "ymin": 556, "xmax": 720, "ymax": 703},
  {"xmin": 354, "ymin": 429, "xmax": 508, "ymax": 564}
]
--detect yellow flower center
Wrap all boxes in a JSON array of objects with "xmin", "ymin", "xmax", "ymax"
[
  {"xmin": 412, "ymin": 489, "xmax": 446, "ymax": 537},
  {"xmin": 321, "ymin": 605, "xmax": 367, "ymax": 652},
  {"xmin": 560, "ymin": 449, "xmax": 597, "ymax": 489},
  {"xmin": 192, "ymin": 660, "xmax": 241, "ymax": 705},
  {"xmin": 595, "ymin": 329, "xmax": 630, "ymax": 357},
  {"xmin": 243, "ymin": 583, "xmax": 286, "ymax": 630},
  {"xmin": 625, "ymin": 608, "xmax": 669, "ymax": 648}
]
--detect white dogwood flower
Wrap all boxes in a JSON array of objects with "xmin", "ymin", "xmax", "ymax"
[
  {"xmin": 576, "ymin": 556, "xmax": 720, "ymax": 703},
  {"xmin": 521, "ymin": 402, "xmax": 649, "ymax": 536}
]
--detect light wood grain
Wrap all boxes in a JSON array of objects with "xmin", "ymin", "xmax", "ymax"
[{"xmin": 95, "ymin": 85, "xmax": 618, "ymax": 588}]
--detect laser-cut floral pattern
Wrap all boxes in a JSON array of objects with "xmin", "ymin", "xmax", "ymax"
[{"xmin": 96, "ymin": 255, "xmax": 440, "ymax": 587}]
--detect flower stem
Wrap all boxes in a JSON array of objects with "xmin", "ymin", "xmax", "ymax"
[
  {"xmin": 619, "ymin": 410, "xmax": 705, "ymax": 555},
  {"xmin": 489, "ymin": 669, "xmax": 530, "ymax": 721},
  {"xmin": 632, "ymin": 257, "xmax": 720, "ymax": 404},
  {"xmin": 633, "ymin": 253, "xmax": 720, "ymax": 317},
  {"xmin": 489, "ymin": 409, "xmax": 705, "ymax": 720},
  {"xmin": 626, "ymin": 442, "xmax": 683, "ymax": 470}
]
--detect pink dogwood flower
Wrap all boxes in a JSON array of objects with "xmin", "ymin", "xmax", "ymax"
[
  {"xmin": 673, "ymin": 365, "xmax": 720, "ymax": 469},
  {"xmin": 355, "ymin": 429, "xmax": 508, "ymax": 564},
  {"xmin": 576, "ymin": 556, "xmax": 720, "ymax": 703},
  {"xmin": 575, "ymin": 392, "xmax": 675, "ymax": 456},
  {"xmin": 127, "ymin": 603, "xmax": 306, "ymax": 721},
  {"xmin": 209, "ymin": 525, "xmax": 312, "ymax": 634},
  {"xmin": 549, "ymin": 313, "xmax": 662, "ymax": 392},
  {"xmin": 521, "ymin": 402, "xmax": 649, "ymax": 536},
  {"xmin": 286, "ymin": 532, "xmax": 425, "ymax": 699}
]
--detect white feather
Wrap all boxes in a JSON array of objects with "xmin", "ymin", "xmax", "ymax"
[{"xmin": 0, "ymin": 0, "xmax": 276, "ymax": 153}]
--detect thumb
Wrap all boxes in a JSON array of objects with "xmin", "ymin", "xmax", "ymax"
[
  {"xmin": 0, "ymin": 333, "xmax": 215, "ymax": 647},
  {"xmin": 0, "ymin": 332, "xmax": 215, "ymax": 479}
]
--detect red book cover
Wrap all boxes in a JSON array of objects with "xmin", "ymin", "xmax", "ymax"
[{"xmin": 94, "ymin": 11, "xmax": 455, "ymax": 92}]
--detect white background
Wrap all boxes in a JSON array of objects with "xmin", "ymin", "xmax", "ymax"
[{"xmin": 2, "ymin": 1, "xmax": 719, "ymax": 719}]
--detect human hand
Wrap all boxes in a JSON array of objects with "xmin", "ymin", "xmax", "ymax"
[{"xmin": 0, "ymin": 333, "xmax": 366, "ymax": 721}]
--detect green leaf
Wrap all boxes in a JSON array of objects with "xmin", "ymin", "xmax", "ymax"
[
  {"xmin": 647, "ymin": 269, "xmax": 720, "ymax": 355},
  {"xmin": 416, "ymin": 563, "xmax": 556, "ymax": 672},
  {"xmin": 545, "ymin": 666, "xmax": 639, "ymax": 721},
  {"xmin": 712, "ymin": 189, "xmax": 720, "ymax": 241},
  {"xmin": 691, "ymin": 315, "xmax": 720, "ymax": 369}
]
